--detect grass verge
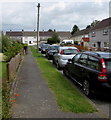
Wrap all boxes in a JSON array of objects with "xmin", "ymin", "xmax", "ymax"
[
  {"xmin": 30, "ymin": 46, "xmax": 97, "ymax": 113},
  {"xmin": 0, "ymin": 62, "xmax": 7, "ymax": 79},
  {"xmin": 0, "ymin": 62, "xmax": 11, "ymax": 119}
]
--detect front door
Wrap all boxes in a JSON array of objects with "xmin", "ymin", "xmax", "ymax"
[
  {"xmin": 29, "ymin": 41, "xmax": 31, "ymax": 44},
  {"xmin": 97, "ymin": 42, "xmax": 101, "ymax": 49}
]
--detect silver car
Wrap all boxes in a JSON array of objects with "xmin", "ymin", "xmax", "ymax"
[{"xmin": 53, "ymin": 46, "xmax": 79, "ymax": 69}]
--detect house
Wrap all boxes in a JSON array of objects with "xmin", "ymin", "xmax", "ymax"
[
  {"xmin": 89, "ymin": 17, "xmax": 111, "ymax": 49},
  {"xmin": 6, "ymin": 30, "xmax": 71, "ymax": 46},
  {"xmin": 6, "ymin": 30, "xmax": 23, "ymax": 42},
  {"xmin": 70, "ymin": 28, "xmax": 90, "ymax": 46},
  {"xmin": 57, "ymin": 31, "xmax": 71, "ymax": 40}
]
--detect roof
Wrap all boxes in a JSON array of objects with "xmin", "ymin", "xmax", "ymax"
[
  {"xmin": 90, "ymin": 17, "xmax": 111, "ymax": 31},
  {"xmin": 23, "ymin": 31, "xmax": 55, "ymax": 36},
  {"xmin": 71, "ymin": 28, "xmax": 90, "ymax": 37},
  {"xmin": 57, "ymin": 32, "xmax": 71, "ymax": 37},
  {"xmin": 6, "ymin": 31, "xmax": 71, "ymax": 37},
  {"xmin": 6, "ymin": 31, "xmax": 23, "ymax": 36}
]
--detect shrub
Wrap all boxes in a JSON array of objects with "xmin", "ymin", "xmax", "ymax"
[
  {"xmin": 74, "ymin": 41, "xmax": 78, "ymax": 45},
  {"xmin": 2, "ymin": 35, "xmax": 23, "ymax": 62}
]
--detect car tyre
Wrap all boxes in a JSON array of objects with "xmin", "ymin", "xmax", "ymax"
[
  {"xmin": 56, "ymin": 61, "xmax": 61, "ymax": 70},
  {"xmin": 47, "ymin": 55, "xmax": 50, "ymax": 60},
  {"xmin": 63, "ymin": 68, "xmax": 68, "ymax": 77},
  {"xmin": 83, "ymin": 80, "xmax": 92, "ymax": 97}
]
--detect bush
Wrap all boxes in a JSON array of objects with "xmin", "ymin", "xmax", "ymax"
[
  {"xmin": 2, "ymin": 35, "xmax": 23, "ymax": 62},
  {"xmin": 74, "ymin": 41, "xmax": 78, "ymax": 45}
]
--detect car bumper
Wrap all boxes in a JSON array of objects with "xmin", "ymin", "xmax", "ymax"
[
  {"xmin": 59, "ymin": 59, "xmax": 68, "ymax": 67},
  {"xmin": 93, "ymin": 82, "xmax": 111, "ymax": 94}
]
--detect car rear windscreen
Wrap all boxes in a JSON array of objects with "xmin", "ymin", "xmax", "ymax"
[
  {"xmin": 63, "ymin": 49, "xmax": 78, "ymax": 55},
  {"xmin": 50, "ymin": 46, "xmax": 59, "ymax": 50}
]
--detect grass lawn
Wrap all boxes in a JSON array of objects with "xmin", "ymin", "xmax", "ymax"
[
  {"xmin": 0, "ymin": 62, "xmax": 7, "ymax": 118},
  {"xmin": 0, "ymin": 62, "xmax": 11, "ymax": 119},
  {"xmin": 30, "ymin": 46, "xmax": 97, "ymax": 113}
]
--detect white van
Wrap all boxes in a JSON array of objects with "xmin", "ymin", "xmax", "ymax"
[{"xmin": 60, "ymin": 39, "xmax": 74, "ymax": 44}]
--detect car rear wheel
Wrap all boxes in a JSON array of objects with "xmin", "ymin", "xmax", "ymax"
[
  {"xmin": 52, "ymin": 58, "xmax": 55, "ymax": 64},
  {"xmin": 47, "ymin": 55, "xmax": 50, "ymax": 60},
  {"xmin": 56, "ymin": 61, "xmax": 61, "ymax": 70},
  {"xmin": 83, "ymin": 80, "xmax": 92, "ymax": 97},
  {"xmin": 63, "ymin": 68, "xmax": 68, "ymax": 77}
]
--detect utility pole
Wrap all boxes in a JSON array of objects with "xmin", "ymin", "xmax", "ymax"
[{"xmin": 37, "ymin": 3, "xmax": 40, "ymax": 52}]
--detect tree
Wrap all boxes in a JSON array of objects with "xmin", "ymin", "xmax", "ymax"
[
  {"xmin": 86, "ymin": 25, "xmax": 91, "ymax": 29},
  {"xmin": 86, "ymin": 20, "xmax": 100, "ymax": 29},
  {"xmin": 48, "ymin": 29, "xmax": 53, "ymax": 32},
  {"xmin": 71, "ymin": 25, "xmax": 79, "ymax": 35},
  {"xmin": 91, "ymin": 20, "xmax": 100, "ymax": 27},
  {"xmin": 47, "ymin": 32, "xmax": 60, "ymax": 44}
]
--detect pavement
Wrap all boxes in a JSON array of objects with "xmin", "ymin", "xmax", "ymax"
[{"xmin": 11, "ymin": 47, "xmax": 108, "ymax": 118}]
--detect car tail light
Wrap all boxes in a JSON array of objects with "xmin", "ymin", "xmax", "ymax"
[
  {"xmin": 60, "ymin": 50, "xmax": 64, "ymax": 54},
  {"xmin": 77, "ymin": 49, "xmax": 80, "ymax": 52},
  {"xmin": 98, "ymin": 58, "xmax": 107, "ymax": 81}
]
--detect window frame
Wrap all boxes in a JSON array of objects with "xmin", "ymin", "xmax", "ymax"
[
  {"xmin": 87, "ymin": 55, "xmax": 101, "ymax": 71},
  {"xmin": 78, "ymin": 53, "xmax": 88, "ymax": 65},
  {"xmin": 103, "ymin": 29, "xmax": 108, "ymax": 35},
  {"xmin": 72, "ymin": 53, "xmax": 82, "ymax": 63}
]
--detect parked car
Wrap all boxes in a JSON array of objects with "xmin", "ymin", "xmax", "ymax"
[
  {"xmin": 46, "ymin": 45, "xmax": 60, "ymax": 60},
  {"xmin": 39, "ymin": 43, "xmax": 44, "ymax": 51},
  {"xmin": 63, "ymin": 51, "xmax": 111, "ymax": 96},
  {"xmin": 53, "ymin": 46, "xmax": 79, "ymax": 69},
  {"xmin": 60, "ymin": 39, "xmax": 74, "ymax": 45},
  {"xmin": 41, "ymin": 44, "xmax": 49, "ymax": 54}
]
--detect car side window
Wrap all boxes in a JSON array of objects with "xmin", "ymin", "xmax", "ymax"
[
  {"xmin": 87, "ymin": 56, "xmax": 100, "ymax": 71},
  {"xmin": 72, "ymin": 54, "xmax": 81, "ymax": 63},
  {"xmin": 78, "ymin": 54, "xmax": 88, "ymax": 65}
]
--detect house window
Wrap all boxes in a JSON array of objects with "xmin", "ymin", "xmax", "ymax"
[
  {"xmin": 92, "ymin": 32, "xmax": 95, "ymax": 37},
  {"xmin": 92, "ymin": 43, "xmax": 96, "ymax": 47},
  {"xmin": 103, "ymin": 29, "xmax": 108, "ymax": 35},
  {"xmin": 84, "ymin": 34, "xmax": 88, "ymax": 37},
  {"xmin": 104, "ymin": 42, "xmax": 109, "ymax": 48}
]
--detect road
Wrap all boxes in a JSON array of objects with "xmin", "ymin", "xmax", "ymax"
[{"xmin": 47, "ymin": 57, "xmax": 111, "ymax": 118}]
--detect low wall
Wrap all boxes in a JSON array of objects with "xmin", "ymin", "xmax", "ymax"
[
  {"xmin": 7, "ymin": 53, "xmax": 22, "ymax": 81},
  {"xmin": 0, "ymin": 53, "xmax": 5, "ymax": 62}
]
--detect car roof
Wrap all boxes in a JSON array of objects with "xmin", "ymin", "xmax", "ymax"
[
  {"xmin": 59, "ymin": 46, "xmax": 77, "ymax": 49},
  {"xmin": 49, "ymin": 45, "xmax": 60, "ymax": 47},
  {"xmin": 83, "ymin": 51, "xmax": 111, "ymax": 59}
]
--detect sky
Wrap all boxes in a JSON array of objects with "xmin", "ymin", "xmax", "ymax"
[{"xmin": 0, "ymin": 0, "xmax": 110, "ymax": 32}]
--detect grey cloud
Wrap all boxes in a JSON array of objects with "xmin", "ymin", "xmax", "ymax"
[{"xmin": 1, "ymin": 2, "xmax": 109, "ymax": 32}]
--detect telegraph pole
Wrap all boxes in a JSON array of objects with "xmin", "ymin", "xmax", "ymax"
[{"xmin": 37, "ymin": 3, "xmax": 40, "ymax": 52}]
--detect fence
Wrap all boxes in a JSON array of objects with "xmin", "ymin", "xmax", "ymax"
[
  {"xmin": 6, "ymin": 48, "xmax": 25, "ymax": 82},
  {"xmin": 63, "ymin": 44, "xmax": 110, "ymax": 52}
]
